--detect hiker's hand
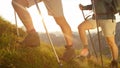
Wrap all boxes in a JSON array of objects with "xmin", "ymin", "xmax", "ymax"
[{"xmin": 79, "ymin": 4, "xmax": 83, "ymax": 10}]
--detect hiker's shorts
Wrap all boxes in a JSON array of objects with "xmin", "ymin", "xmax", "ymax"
[
  {"xmin": 26, "ymin": 0, "xmax": 64, "ymax": 17},
  {"xmin": 87, "ymin": 19, "xmax": 116, "ymax": 37}
]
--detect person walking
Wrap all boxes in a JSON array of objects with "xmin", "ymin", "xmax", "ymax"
[
  {"xmin": 12, "ymin": 0, "xmax": 75, "ymax": 61},
  {"xmin": 78, "ymin": 0, "xmax": 118, "ymax": 67}
]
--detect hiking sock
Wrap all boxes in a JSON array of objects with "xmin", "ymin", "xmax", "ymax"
[
  {"xmin": 65, "ymin": 45, "xmax": 73, "ymax": 49},
  {"xmin": 27, "ymin": 29, "xmax": 36, "ymax": 34},
  {"xmin": 83, "ymin": 45, "xmax": 88, "ymax": 49}
]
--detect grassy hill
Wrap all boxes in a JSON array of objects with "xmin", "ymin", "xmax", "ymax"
[{"xmin": 0, "ymin": 17, "xmax": 120, "ymax": 68}]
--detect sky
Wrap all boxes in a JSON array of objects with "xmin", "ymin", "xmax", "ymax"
[{"xmin": 0, "ymin": 0, "xmax": 120, "ymax": 33}]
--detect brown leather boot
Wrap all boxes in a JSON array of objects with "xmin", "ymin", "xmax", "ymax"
[
  {"xmin": 60, "ymin": 45, "xmax": 76, "ymax": 62},
  {"xmin": 21, "ymin": 31, "xmax": 40, "ymax": 47},
  {"xmin": 110, "ymin": 60, "xmax": 118, "ymax": 68}
]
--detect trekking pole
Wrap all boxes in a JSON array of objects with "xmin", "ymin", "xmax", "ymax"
[
  {"xmin": 81, "ymin": 9, "xmax": 98, "ymax": 60},
  {"xmin": 92, "ymin": 0, "xmax": 104, "ymax": 67},
  {"xmin": 33, "ymin": 0, "xmax": 62, "ymax": 67},
  {"xmin": 14, "ymin": 11, "xmax": 19, "ymax": 37}
]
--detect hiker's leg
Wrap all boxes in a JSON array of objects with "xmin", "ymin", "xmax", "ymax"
[
  {"xmin": 78, "ymin": 20, "xmax": 96, "ymax": 47},
  {"xmin": 43, "ymin": 0, "xmax": 75, "ymax": 61},
  {"xmin": 54, "ymin": 17, "xmax": 73, "ymax": 46},
  {"xmin": 12, "ymin": 0, "xmax": 40, "ymax": 46},
  {"xmin": 100, "ymin": 19, "xmax": 118, "ymax": 67},
  {"xmin": 100, "ymin": 19, "xmax": 118, "ymax": 60},
  {"xmin": 106, "ymin": 36, "xmax": 118, "ymax": 68},
  {"xmin": 12, "ymin": 0, "xmax": 42, "ymax": 32},
  {"xmin": 12, "ymin": 0, "xmax": 35, "ymax": 32},
  {"xmin": 106, "ymin": 36, "xmax": 118, "ymax": 60},
  {"xmin": 78, "ymin": 19, "xmax": 96, "ymax": 56},
  {"xmin": 43, "ymin": 0, "xmax": 73, "ymax": 46}
]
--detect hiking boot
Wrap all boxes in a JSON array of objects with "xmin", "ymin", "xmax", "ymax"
[
  {"xmin": 21, "ymin": 31, "xmax": 40, "ymax": 47},
  {"xmin": 76, "ymin": 48, "xmax": 90, "ymax": 61},
  {"xmin": 110, "ymin": 60, "xmax": 118, "ymax": 68},
  {"xmin": 60, "ymin": 45, "xmax": 76, "ymax": 62}
]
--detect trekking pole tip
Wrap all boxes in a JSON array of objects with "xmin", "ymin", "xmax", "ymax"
[{"xmin": 59, "ymin": 61, "xmax": 63, "ymax": 67}]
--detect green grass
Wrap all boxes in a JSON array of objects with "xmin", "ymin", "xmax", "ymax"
[
  {"xmin": 0, "ymin": 43, "xmax": 119, "ymax": 68},
  {"xmin": 0, "ymin": 16, "xmax": 120, "ymax": 68}
]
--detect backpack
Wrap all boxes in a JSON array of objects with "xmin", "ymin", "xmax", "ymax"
[
  {"xmin": 104, "ymin": 0, "xmax": 120, "ymax": 14},
  {"xmin": 111, "ymin": 0, "xmax": 120, "ymax": 14}
]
